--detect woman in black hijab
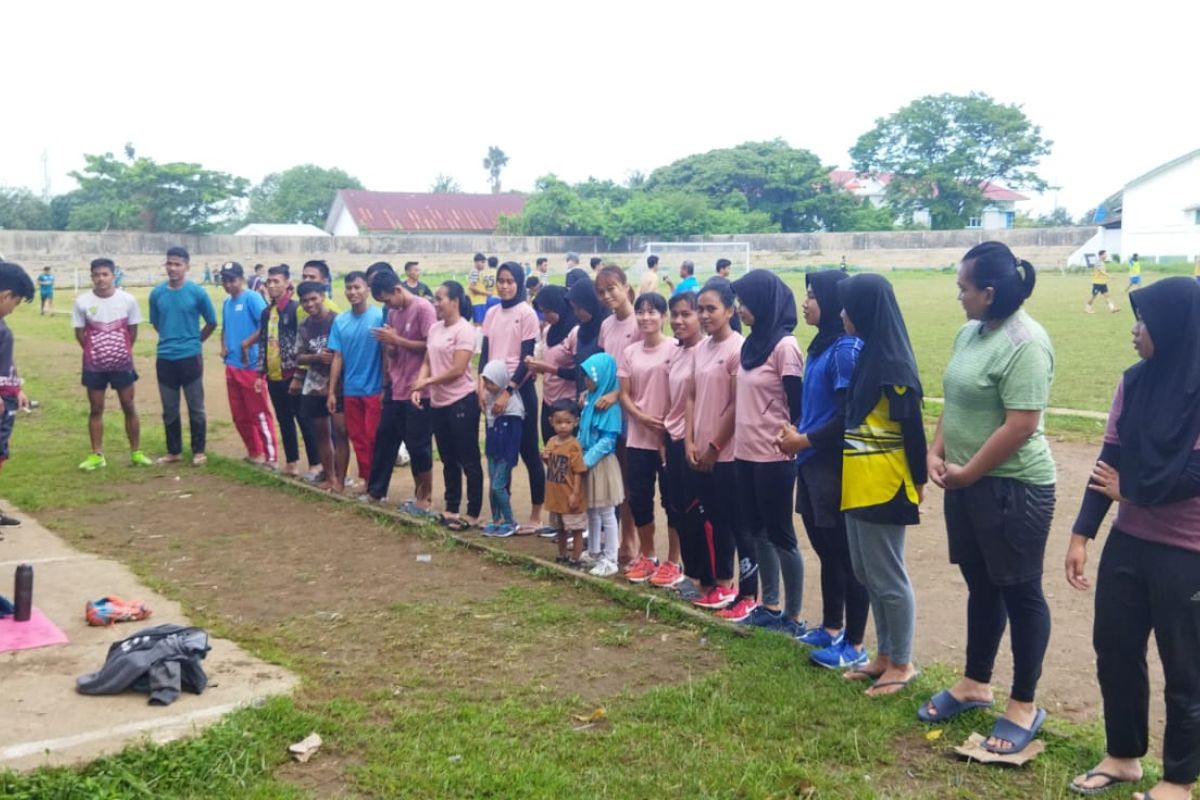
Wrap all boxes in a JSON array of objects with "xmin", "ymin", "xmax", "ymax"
[
  {"xmin": 777, "ymin": 270, "xmax": 870, "ymax": 671},
  {"xmin": 527, "ymin": 285, "xmax": 581, "ymax": 443},
  {"xmin": 1066, "ymin": 276, "xmax": 1200, "ymax": 798},
  {"xmin": 728, "ymin": 270, "xmax": 807, "ymax": 635},
  {"xmin": 566, "ymin": 277, "xmax": 609, "ymax": 396},
  {"xmin": 836, "ymin": 272, "xmax": 926, "ymax": 698}
]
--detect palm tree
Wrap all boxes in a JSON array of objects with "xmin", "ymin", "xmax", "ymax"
[{"xmin": 482, "ymin": 147, "xmax": 508, "ymax": 194}]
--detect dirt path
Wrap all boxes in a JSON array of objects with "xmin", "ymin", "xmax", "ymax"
[{"xmin": 33, "ymin": 329, "xmax": 1161, "ymax": 734}]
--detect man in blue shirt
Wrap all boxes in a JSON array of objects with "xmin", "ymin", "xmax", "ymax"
[
  {"xmin": 327, "ymin": 270, "xmax": 384, "ymax": 491},
  {"xmin": 219, "ymin": 262, "xmax": 277, "ymax": 465},
  {"xmin": 149, "ymin": 246, "xmax": 217, "ymax": 465},
  {"xmin": 669, "ymin": 260, "xmax": 700, "ymax": 297},
  {"xmin": 37, "ymin": 266, "xmax": 55, "ymax": 315}
]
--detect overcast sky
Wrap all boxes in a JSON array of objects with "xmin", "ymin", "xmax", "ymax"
[{"xmin": 4, "ymin": 1, "xmax": 1195, "ymax": 218}]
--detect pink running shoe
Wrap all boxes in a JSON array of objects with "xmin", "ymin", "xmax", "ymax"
[
  {"xmin": 625, "ymin": 555, "xmax": 659, "ymax": 583},
  {"xmin": 649, "ymin": 561, "xmax": 684, "ymax": 588},
  {"xmin": 716, "ymin": 596, "xmax": 759, "ymax": 622},
  {"xmin": 692, "ymin": 586, "xmax": 737, "ymax": 610}
]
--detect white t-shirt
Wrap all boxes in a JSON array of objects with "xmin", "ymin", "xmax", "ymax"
[{"xmin": 72, "ymin": 289, "xmax": 142, "ymax": 372}]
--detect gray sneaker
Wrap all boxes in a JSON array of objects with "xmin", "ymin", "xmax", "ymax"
[{"xmin": 672, "ymin": 580, "xmax": 703, "ymax": 603}]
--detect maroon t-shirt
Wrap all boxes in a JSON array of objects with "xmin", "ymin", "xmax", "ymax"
[{"xmin": 387, "ymin": 298, "xmax": 435, "ymax": 401}]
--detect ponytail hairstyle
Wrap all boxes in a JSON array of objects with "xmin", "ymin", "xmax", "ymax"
[
  {"xmin": 597, "ymin": 264, "xmax": 635, "ymax": 304},
  {"xmin": 441, "ymin": 280, "xmax": 473, "ymax": 319},
  {"xmin": 699, "ymin": 277, "xmax": 742, "ymax": 333},
  {"xmin": 634, "ymin": 292, "xmax": 667, "ymax": 315},
  {"xmin": 961, "ymin": 241, "xmax": 1036, "ymax": 320}
]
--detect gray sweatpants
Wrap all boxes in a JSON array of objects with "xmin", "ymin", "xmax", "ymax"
[{"xmin": 846, "ymin": 515, "xmax": 915, "ymax": 665}]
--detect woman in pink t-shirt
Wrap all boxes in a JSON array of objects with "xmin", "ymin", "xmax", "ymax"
[
  {"xmin": 731, "ymin": 270, "xmax": 806, "ymax": 637},
  {"xmin": 617, "ymin": 293, "xmax": 676, "ymax": 583},
  {"xmin": 526, "ymin": 285, "xmax": 580, "ymax": 444},
  {"xmin": 412, "ymin": 281, "xmax": 482, "ymax": 530},
  {"xmin": 687, "ymin": 278, "xmax": 758, "ymax": 620},
  {"xmin": 652, "ymin": 290, "xmax": 706, "ymax": 594},
  {"xmin": 596, "ymin": 265, "xmax": 642, "ymax": 564},
  {"xmin": 480, "ymin": 262, "xmax": 546, "ymax": 533}
]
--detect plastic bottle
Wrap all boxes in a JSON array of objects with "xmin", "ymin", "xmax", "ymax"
[{"xmin": 13, "ymin": 563, "xmax": 32, "ymax": 622}]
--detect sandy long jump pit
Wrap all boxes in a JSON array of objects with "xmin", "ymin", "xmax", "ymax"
[{"xmin": 0, "ymin": 503, "xmax": 296, "ymax": 772}]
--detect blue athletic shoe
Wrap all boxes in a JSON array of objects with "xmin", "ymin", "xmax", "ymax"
[
  {"xmin": 797, "ymin": 627, "xmax": 845, "ymax": 649},
  {"xmin": 738, "ymin": 606, "xmax": 784, "ymax": 628},
  {"xmin": 810, "ymin": 639, "xmax": 870, "ymax": 671}
]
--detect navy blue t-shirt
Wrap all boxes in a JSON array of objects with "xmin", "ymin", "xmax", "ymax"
[{"xmin": 796, "ymin": 335, "xmax": 862, "ymax": 465}]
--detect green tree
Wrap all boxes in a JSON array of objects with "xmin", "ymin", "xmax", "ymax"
[
  {"xmin": 245, "ymin": 164, "xmax": 362, "ymax": 227},
  {"xmin": 430, "ymin": 173, "xmax": 462, "ymax": 193},
  {"xmin": 495, "ymin": 174, "xmax": 603, "ymax": 236},
  {"xmin": 646, "ymin": 140, "xmax": 855, "ymax": 232},
  {"xmin": 850, "ymin": 93, "xmax": 1051, "ymax": 229},
  {"xmin": 1035, "ymin": 207, "xmax": 1076, "ymax": 227},
  {"xmin": 0, "ymin": 187, "xmax": 53, "ymax": 230},
  {"xmin": 483, "ymin": 146, "xmax": 508, "ymax": 194},
  {"xmin": 66, "ymin": 144, "xmax": 248, "ymax": 233}
]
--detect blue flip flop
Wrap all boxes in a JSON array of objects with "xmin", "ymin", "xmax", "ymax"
[
  {"xmin": 917, "ymin": 689, "xmax": 994, "ymax": 723},
  {"xmin": 980, "ymin": 707, "xmax": 1047, "ymax": 755}
]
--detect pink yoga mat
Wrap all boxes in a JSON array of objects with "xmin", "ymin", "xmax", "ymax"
[{"xmin": 0, "ymin": 607, "xmax": 69, "ymax": 652}]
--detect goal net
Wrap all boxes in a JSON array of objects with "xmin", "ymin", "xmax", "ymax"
[{"xmin": 640, "ymin": 241, "xmax": 752, "ymax": 281}]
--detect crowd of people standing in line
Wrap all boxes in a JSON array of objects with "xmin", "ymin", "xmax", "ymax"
[{"xmin": 0, "ymin": 238, "xmax": 1194, "ymax": 799}]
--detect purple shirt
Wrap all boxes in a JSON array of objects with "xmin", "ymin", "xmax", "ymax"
[{"xmin": 1106, "ymin": 380, "xmax": 1200, "ymax": 553}]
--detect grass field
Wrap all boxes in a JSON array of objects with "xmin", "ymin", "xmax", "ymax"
[{"xmin": 0, "ymin": 268, "xmax": 1151, "ymax": 798}]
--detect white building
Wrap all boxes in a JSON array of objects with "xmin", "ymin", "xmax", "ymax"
[
  {"xmin": 829, "ymin": 171, "xmax": 1028, "ymax": 230},
  {"xmin": 1069, "ymin": 148, "xmax": 1200, "ymax": 265},
  {"xmin": 234, "ymin": 223, "xmax": 330, "ymax": 237}
]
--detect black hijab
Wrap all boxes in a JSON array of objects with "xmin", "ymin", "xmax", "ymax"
[
  {"xmin": 565, "ymin": 268, "xmax": 589, "ymax": 290},
  {"xmin": 731, "ymin": 269, "xmax": 797, "ymax": 370},
  {"xmin": 567, "ymin": 277, "xmax": 608, "ymax": 355},
  {"xmin": 497, "ymin": 261, "xmax": 526, "ymax": 308},
  {"xmin": 805, "ymin": 269, "xmax": 849, "ymax": 358},
  {"xmin": 839, "ymin": 273, "xmax": 922, "ymax": 428},
  {"xmin": 1117, "ymin": 276, "xmax": 1200, "ymax": 506},
  {"xmin": 533, "ymin": 285, "xmax": 578, "ymax": 348}
]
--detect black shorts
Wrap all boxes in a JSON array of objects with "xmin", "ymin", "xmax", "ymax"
[
  {"xmin": 626, "ymin": 445, "xmax": 668, "ymax": 527},
  {"xmin": 794, "ymin": 448, "xmax": 843, "ymax": 530},
  {"xmin": 300, "ymin": 393, "xmax": 342, "ymax": 418},
  {"xmin": 944, "ymin": 476, "xmax": 1056, "ymax": 585},
  {"xmin": 1091, "ymin": 283, "xmax": 1109, "ymax": 296},
  {"xmin": 82, "ymin": 369, "xmax": 138, "ymax": 391}
]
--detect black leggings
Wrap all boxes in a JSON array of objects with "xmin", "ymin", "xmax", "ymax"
[
  {"xmin": 267, "ymin": 379, "xmax": 318, "ymax": 466},
  {"xmin": 540, "ymin": 400, "xmax": 555, "ymax": 445},
  {"xmin": 1095, "ymin": 528, "xmax": 1200, "ymax": 785},
  {"xmin": 517, "ymin": 381, "xmax": 545, "ymax": 506},
  {"xmin": 431, "ymin": 394, "xmax": 483, "ymax": 518},
  {"xmin": 960, "ymin": 560, "xmax": 1051, "ymax": 703},
  {"xmin": 664, "ymin": 438, "xmax": 707, "ymax": 581},
  {"xmin": 697, "ymin": 460, "xmax": 757, "ymax": 597},
  {"xmin": 736, "ymin": 458, "xmax": 803, "ymax": 615}
]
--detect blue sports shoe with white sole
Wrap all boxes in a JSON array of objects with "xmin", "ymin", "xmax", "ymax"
[
  {"xmin": 797, "ymin": 627, "xmax": 845, "ymax": 649},
  {"xmin": 810, "ymin": 639, "xmax": 870, "ymax": 670}
]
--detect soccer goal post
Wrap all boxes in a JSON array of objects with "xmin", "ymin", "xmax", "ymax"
[{"xmin": 641, "ymin": 241, "xmax": 752, "ymax": 277}]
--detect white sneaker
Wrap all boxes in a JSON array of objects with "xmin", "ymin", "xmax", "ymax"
[
  {"xmin": 578, "ymin": 551, "xmax": 599, "ymax": 567},
  {"xmin": 589, "ymin": 559, "xmax": 619, "ymax": 578},
  {"xmin": 395, "ymin": 443, "xmax": 411, "ymax": 467}
]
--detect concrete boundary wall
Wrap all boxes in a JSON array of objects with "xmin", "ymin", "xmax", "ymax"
[{"xmin": 0, "ymin": 228, "xmax": 1094, "ymax": 286}]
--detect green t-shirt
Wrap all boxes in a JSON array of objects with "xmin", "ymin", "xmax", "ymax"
[{"xmin": 942, "ymin": 309, "xmax": 1056, "ymax": 485}]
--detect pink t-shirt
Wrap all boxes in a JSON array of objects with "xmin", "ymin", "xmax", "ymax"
[
  {"xmin": 665, "ymin": 339, "xmax": 701, "ymax": 442},
  {"xmin": 387, "ymin": 298, "xmax": 435, "ymax": 400},
  {"xmin": 482, "ymin": 302, "xmax": 540, "ymax": 379},
  {"xmin": 734, "ymin": 336, "xmax": 804, "ymax": 462},
  {"xmin": 599, "ymin": 312, "xmax": 642, "ymax": 361},
  {"xmin": 691, "ymin": 332, "xmax": 743, "ymax": 464},
  {"xmin": 1104, "ymin": 380, "xmax": 1200, "ymax": 554},
  {"xmin": 617, "ymin": 338, "xmax": 676, "ymax": 450},
  {"xmin": 542, "ymin": 326, "xmax": 578, "ymax": 405},
  {"xmin": 426, "ymin": 318, "xmax": 477, "ymax": 408}
]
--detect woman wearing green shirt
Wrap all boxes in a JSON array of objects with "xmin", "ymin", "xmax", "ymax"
[{"xmin": 920, "ymin": 241, "xmax": 1057, "ymax": 756}]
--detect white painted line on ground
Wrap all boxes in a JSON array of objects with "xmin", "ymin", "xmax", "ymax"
[{"xmin": 0, "ymin": 555, "xmax": 100, "ymax": 568}]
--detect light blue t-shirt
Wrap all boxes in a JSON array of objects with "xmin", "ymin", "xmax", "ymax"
[
  {"xmin": 37, "ymin": 273, "xmax": 54, "ymax": 294},
  {"xmin": 327, "ymin": 305, "xmax": 384, "ymax": 396},
  {"xmin": 672, "ymin": 276, "xmax": 700, "ymax": 296},
  {"xmin": 149, "ymin": 281, "xmax": 217, "ymax": 361},
  {"xmin": 222, "ymin": 290, "xmax": 267, "ymax": 370}
]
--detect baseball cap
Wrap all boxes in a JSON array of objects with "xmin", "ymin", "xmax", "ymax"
[{"xmin": 219, "ymin": 261, "xmax": 245, "ymax": 279}]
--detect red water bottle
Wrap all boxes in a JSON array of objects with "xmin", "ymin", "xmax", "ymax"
[{"xmin": 13, "ymin": 563, "xmax": 32, "ymax": 622}]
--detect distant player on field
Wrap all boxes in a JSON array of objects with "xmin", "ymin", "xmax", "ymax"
[
  {"xmin": 1085, "ymin": 250, "xmax": 1118, "ymax": 314},
  {"xmin": 37, "ymin": 266, "xmax": 54, "ymax": 315}
]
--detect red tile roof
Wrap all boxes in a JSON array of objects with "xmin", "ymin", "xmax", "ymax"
[
  {"xmin": 828, "ymin": 171, "xmax": 1027, "ymax": 202},
  {"xmin": 334, "ymin": 190, "xmax": 526, "ymax": 232}
]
